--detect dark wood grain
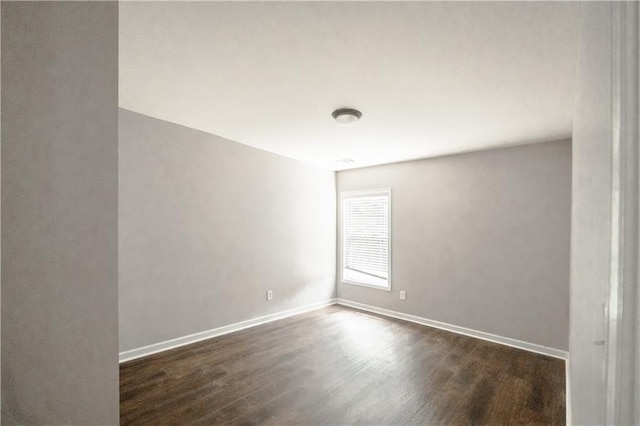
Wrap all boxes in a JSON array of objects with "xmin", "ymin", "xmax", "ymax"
[{"xmin": 120, "ymin": 305, "xmax": 565, "ymax": 425}]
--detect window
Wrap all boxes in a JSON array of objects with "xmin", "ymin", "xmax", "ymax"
[{"xmin": 341, "ymin": 189, "xmax": 391, "ymax": 290}]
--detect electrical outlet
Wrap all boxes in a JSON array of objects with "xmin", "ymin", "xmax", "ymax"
[
  {"xmin": 266, "ymin": 290, "xmax": 273, "ymax": 301},
  {"xmin": 400, "ymin": 290, "xmax": 406, "ymax": 301}
]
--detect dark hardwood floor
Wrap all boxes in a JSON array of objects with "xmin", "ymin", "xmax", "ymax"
[{"xmin": 120, "ymin": 305, "xmax": 565, "ymax": 425}]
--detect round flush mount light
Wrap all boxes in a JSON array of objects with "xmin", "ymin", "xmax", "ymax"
[{"xmin": 332, "ymin": 108, "xmax": 362, "ymax": 126}]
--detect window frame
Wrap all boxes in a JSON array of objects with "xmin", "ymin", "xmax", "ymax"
[{"xmin": 339, "ymin": 188, "xmax": 392, "ymax": 292}]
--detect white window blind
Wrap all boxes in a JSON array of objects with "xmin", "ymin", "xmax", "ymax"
[{"xmin": 341, "ymin": 189, "xmax": 391, "ymax": 289}]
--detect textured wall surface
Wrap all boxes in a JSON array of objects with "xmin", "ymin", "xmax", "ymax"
[
  {"xmin": 119, "ymin": 109, "xmax": 336, "ymax": 352},
  {"xmin": 337, "ymin": 140, "xmax": 571, "ymax": 351},
  {"xmin": 1, "ymin": 2, "xmax": 119, "ymax": 424}
]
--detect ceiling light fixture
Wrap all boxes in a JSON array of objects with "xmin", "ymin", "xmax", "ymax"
[{"xmin": 332, "ymin": 108, "xmax": 362, "ymax": 126}]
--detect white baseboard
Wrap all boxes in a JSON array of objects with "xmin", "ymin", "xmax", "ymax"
[
  {"xmin": 119, "ymin": 298, "xmax": 337, "ymax": 363},
  {"xmin": 336, "ymin": 298, "xmax": 568, "ymax": 360},
  {"xmin": 120, "ymin": 296, "xmax": 568, "ymax": 364}
]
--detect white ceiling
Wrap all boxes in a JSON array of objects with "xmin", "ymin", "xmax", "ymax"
[{"xmin": 119, "ymin": 2, "xmax": 581, "ymax": 171}]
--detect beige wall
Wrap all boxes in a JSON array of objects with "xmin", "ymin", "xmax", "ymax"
[
  {"xmin": 118, "ymin": 109, "xmax": 336, "ymax": 352},
  {"xmin": 337, "ymin": 140, "xmax": 571, "ymax": 351},
  {"xmin": 1, "ymin": 2, "xmax": 119, "ymax": 424}
]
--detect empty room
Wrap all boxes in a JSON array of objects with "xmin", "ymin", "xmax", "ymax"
[{"xmin": 1, "ymin": 1, "xmax": 639, "ymax": 425}]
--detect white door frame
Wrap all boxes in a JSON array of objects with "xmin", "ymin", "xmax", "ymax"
[{"xmin": 605, "ymin": 2, "xmax": 639, "ymax": 424}]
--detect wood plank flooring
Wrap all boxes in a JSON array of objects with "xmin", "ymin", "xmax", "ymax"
[{"xmin": 120, "ymin": 305, "xmax": 565, "ymax": 425}]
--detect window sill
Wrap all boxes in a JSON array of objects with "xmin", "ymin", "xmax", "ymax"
[{"xmin": 341, "ymin": 279, "xmax": 392, "ymax": 292}]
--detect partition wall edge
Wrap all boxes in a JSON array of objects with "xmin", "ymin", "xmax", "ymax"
[{"xmin": 1, "ymin": 2, "xmax": 119, "ymax": 423}]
